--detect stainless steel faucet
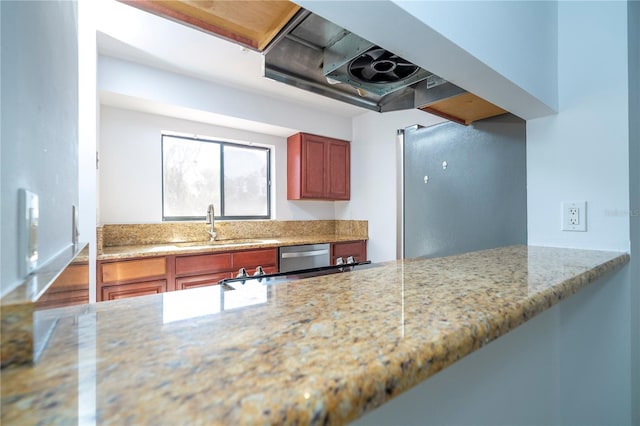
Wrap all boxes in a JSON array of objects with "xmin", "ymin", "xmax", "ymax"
[{"xmin": 206, "ymin": 204, "xmax": 217, "ymax": 241}]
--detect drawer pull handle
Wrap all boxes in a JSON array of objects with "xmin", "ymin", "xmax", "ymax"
[{"xmin": 281, "ymin": 249, "xmax": 329, "ymax": 259}]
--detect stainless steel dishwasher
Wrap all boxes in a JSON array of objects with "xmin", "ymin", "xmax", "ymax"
[{"xmin": 278, "ymin": 243, "xmax": 330, "ymax": 272}]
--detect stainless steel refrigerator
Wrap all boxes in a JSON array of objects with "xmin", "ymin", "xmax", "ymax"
[{"xmin": 397, "ymin": 114, "xmax": 527, "ymax": 259}]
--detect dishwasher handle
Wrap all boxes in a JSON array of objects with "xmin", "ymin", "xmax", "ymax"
[{"xmin": 280, "ymin": 249, "xmax": 329, "ymax": 259}]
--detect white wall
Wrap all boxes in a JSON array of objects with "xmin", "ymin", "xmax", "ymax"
[
  {"xmin": 341, "ymin": 110, "xmax": 445, "ymax": 262},
  {"xmin": 1, "ymin": 0, "xmax": 79, "ymax": 297},
  {"xmin": 98, "ymin": 56, "xmax": 352, "ymax": 141},
  {"xmin": 527, "ymin": 2, "xmax": 630, "ymax": 252},
  {"xmin": 99, "ymin": 106, "xmax": 336, "ymax": 224}
]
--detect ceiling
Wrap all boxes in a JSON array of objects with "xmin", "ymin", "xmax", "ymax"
[{"xmin": 95, "ymin": 0, "xmax": 367, "ymax": 127}]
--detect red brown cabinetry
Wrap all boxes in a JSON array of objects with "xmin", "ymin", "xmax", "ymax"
[
  {"xmin": 97, "ymin": 248, "xmax": 279, "ymax": 301},
  {"xmin": 174, "ymin": 252, "xmax": 233, "ymax": 290},
  {"xmin": 287, "ymin": 132, "xmax": 350, "ymax": 200},
  {"xmin": 97, "ymin": 257, "xmax": 168, "ymax": 301},
  {"xmin": 173, "ymin": 248, "xmax": 278, "ymax": 291},
  {"xmin": 330, "ymin": 240, "xmax": 367, "ymax": 265}
]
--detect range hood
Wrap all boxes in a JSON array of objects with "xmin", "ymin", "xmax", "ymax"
[
  {"xmin": 119, "ymin": 0, "xmax": 506, "ymax": 124},
  {"xmin": 264, "ymin": 9, "xmax": 506, "ymax": 124}
]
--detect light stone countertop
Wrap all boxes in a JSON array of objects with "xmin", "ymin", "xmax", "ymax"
[
  {"xmin": 99, "ymin": 235, "xmax": 365, "ymax": 261},
  {"xmin": 0, "ymin": 246, "xmax": 629, "ymax": 425}
]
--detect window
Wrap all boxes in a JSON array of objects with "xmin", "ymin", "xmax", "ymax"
[{"xmin": 162, "ymin": 134, "xmax": 270, "ymax": 220}]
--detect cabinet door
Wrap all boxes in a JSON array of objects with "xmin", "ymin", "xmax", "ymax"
[
  {"xmin": 325, "ymin": 140, "xmax": 350, "ymax": 200},
  {"xmin": 175, "ymin": 272, "xmax": 232, "ymax": 290},
  {"xmin": 301, "ymin": 134, "xmax": 327, "ymax": 198},
  {"xmin": 331, "ymin": 241, "xmax": 367, "ymax": 264},
  {"xmin": 101, "ymin": 280, "xmax": 167, "ymax": 301}
]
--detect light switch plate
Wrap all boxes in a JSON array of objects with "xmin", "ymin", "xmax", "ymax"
[{"xmin": 19, "ymin": 189, "xmax": 39, "ymax": 276}]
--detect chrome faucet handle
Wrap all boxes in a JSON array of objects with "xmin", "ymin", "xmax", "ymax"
[
  {"xmin": 236, "ymin": 268, "xmax": 248, "ymax": 278},
  {"xmin": 206, "ymin": 204, "xmax": 216, "ymax": 241}
]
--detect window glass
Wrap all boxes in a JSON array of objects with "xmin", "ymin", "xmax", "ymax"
[
  {"xmin": 223, "ymin": 145, "xmax": 269, "ymax": 216},
  {"xmin": 162, "ymin": 135, "xmax": 270, "ymax": 220}
]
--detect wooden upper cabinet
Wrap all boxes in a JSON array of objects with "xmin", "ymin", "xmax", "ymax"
[
  {"xmin": 119, "ymin": 0, "xmax": 300, "ymax": 52},
  {"xmin": 326, "ymin": 140, "xmax": 350, "ymax": 200},
  {"xmin": 288, "ymin": 132, "xmax": 350, "ymax": 201}
]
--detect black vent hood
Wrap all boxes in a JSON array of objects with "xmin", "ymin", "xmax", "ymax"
[{"xmin": 263, "ymin": 9, "xmax": 466, "ymax": 113}]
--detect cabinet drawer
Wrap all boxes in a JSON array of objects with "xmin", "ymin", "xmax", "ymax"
[
  {"xmin": 101, "ymin": 258, "xmax": 166, "ymax": 284},
  {"xmin": 175, "ymin": 253, "xmax": 232, "ymax": 276},
  {"xmin": 332, "ymin": 241, "xmax": 364, "ymax": 257},
  {"xmin": 101, "ymin": 279, "xmax": 167, "ymax": 301},
  {"xmin": 232, "ymin": 248, "xmax": 277, "ymax": 269},
  {"xmin": 175, "ymin": 272, "xmax": 232, "ymax": 290}
]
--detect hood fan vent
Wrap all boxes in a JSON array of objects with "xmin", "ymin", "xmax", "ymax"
[
  {"xmin": 321, "ymin": 34, "xmax": 431, "ymax": 97},
  {"xmin": 348, "ymin": 47, "xmax": 420, "ymax": 84}
]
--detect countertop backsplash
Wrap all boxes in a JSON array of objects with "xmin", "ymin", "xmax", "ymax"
[{"xmin": 98, "ymin": 220, "xmax": 368, "ymax": 252}]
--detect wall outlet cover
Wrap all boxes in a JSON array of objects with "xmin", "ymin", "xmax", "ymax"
[{"xmin": 562, "ymin": 201, "xmax": 587, "ymax": 232}]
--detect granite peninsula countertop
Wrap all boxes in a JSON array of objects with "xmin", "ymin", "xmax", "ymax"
[
  {"xmin": 1, "ymin": 246, "xmax": 629, "ymax": 425},
  {"xmin": 99, "ymin": 235, "xmax": 365, "ymax": 261}
]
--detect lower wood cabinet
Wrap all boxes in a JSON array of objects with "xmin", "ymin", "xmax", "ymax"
[
  {"xmin": 175, "ymin": 253, "xmax": 232, "ymax": 276},
  {"xmin": 97, "ymin": 247, "xmax": 279, "ymax": 301},
  {"xmin": 231, "ymin": 249, "xmax": 278, "ymax": 275},
  {"xmin": 174, "ymin": 248, "xmax": 278, "ymax": 290},
  {"xmin": 101, "ymin": 279, "xmax": 167, "ymax": 301},
  {"xmin": 331, "ymin": 240, "xmax": 367, "ymax": 265},
  {"xmin": 97, "ymin": 244, "xmax": 367, "ymax": 302},
  {"xmin": 97, "ymin": 257, "xmax": 168, "ymax": 302}
]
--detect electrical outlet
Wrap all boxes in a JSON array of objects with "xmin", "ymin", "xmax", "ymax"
[
  {"xmin": 562, "ymin": 201, "xmax": 587, "ymax": 232},
  {"xmin": 568, "ymin": 207, "xmax": 579, "ymax": 225}
]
